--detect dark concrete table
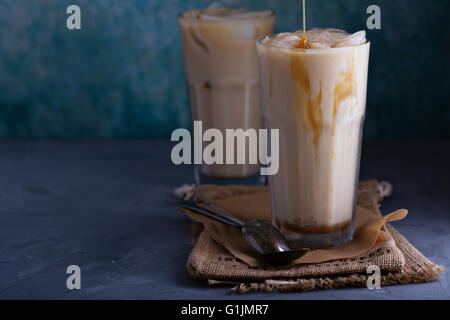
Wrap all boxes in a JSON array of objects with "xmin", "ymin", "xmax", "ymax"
[{"xmin": 0, "ymin": 140, "xmax": 448, "ymax": 300}]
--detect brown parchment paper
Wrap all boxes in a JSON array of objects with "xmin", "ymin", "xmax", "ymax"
[{"xmin": 179, "ymin": 183, "xmax": 407, "ymax": 267}]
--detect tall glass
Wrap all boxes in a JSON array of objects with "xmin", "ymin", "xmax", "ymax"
[
  {"xmin": 179, "ymin": 8, "xmax": 275, "ymax": 185},
  {"xmin": 257, "ymin": 37, "xmax": 370, "ymax": 248}
]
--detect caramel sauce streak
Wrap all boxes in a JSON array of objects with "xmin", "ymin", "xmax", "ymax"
[
  {"xmin": 188, "ymin": 26, "xmax": 210, "ymax": 54},
  {"xmin": 295, "ymin": 34, "xmax": 311, "ymax": 49},
  {"xmin": 302, "ymin": 0, "xmax": 307, "ymax": 36},
  {"xmin": 290, "ymin": 56, "xmax": 323, "ymax": 163},
  {"xmin": 331, "ymin": 56, "xmax": 355, "ymax": 136},
  {"xmin": 295, "ymin": 0, "xmax": 311, "ymax": 49},
  {"xmin": 307, "ymin": 81, "xmax": 323, "ymax": 162}
]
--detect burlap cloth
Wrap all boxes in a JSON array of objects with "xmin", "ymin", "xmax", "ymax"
[{"xmin": 179, "ymin": 180, "xmax": 444, "ymax": 293}]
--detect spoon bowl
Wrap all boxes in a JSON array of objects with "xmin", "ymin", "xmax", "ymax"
[
  {"xmin": 176, "ymin": 201, "xmax": 310, "ymax": 264},
  {"xmin": 242, "ymin": 220, "xmax": 309, "ymax": 264}
]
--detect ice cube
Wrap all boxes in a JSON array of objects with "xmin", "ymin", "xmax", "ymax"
[
  {"xmin": 308, "ymin": 30, "xmax": 335, "ymax": 48},
  {"xmin": 231, "ymin": 10, "xmax": 273, "ymax": 20},
  {"xmin": 200, "ymin": 7, "xmax": 240, "ymax": 20},
  {"xmin": 276, "ymin": 35, "xmax": 302, "ymax": 48},
  {"xmin": 333, "ymin": 31, "xmax": 366, "ymax": 48},
  {"xmin": 309, "ymin": 40, "xmax": 333, "ymax": 49}
]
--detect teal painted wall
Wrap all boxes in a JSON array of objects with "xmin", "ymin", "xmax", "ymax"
[{"xmin": 0, "ymin": 0, "xmax": 449, "ymax": 139}]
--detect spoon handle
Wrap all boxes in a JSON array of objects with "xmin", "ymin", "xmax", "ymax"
[
  {"xmin": 178, "ymin": 201, "xmax": 244, "ymax": 228},
  {"xmin": 202, "ymin": 202, "xmax": 246, "ymax": 226}
]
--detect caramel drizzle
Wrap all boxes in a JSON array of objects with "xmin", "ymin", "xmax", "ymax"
[
  {"xmin": 331, "ymin": 55, "xmax": 356, "ymax": 136},
  {"xmin": 188, "ymin": 26, "xmax": 210, "ymax": 54},
  {"xmin": 290, "ymin": 56, "xmax": 323, "ymax": 163},
  {"xmin": 307, "ymin": 81, "xmax": 323, "ymax": 163},
  {"xmin": 302, "ymin": 0, "xmax": 306, "ymax": 36},
  {"xmin": 296, "ymin": 34, "xmax": 311, "ymax": 49},
  {"xmin": 295, "ymin": 0, "xmax": 311, "ymax": 49}
]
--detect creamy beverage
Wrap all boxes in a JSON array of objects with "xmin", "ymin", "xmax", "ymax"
[
  {"xmin": 179, "ymin": 6, "xmax": 275, "ymax": 184},
  {"xmin": 257, "ymin": 28, "xmax": 370, "ymax": 248}
]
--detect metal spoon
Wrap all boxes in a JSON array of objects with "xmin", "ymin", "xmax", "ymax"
[{"xmin": 176, "ymin": 200, "xmax": 309, "ymax": 264}]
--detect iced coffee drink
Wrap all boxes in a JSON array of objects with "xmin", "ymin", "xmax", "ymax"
[
  {"xmin": 257, "ymin": 29, "xmax": 370, "ymax": 248},
  {"xmin": 179, "ymin": 5, "xmax": 275, "ymax": 185}
]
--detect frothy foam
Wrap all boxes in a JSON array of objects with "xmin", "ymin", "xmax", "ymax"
[
  {"xmin": 262, "ymin": 28, "xmax": 367, "ymax": 49},
  {"xmin": 182, "ymin": 7, "xmax": 272, "ymax": 21}
]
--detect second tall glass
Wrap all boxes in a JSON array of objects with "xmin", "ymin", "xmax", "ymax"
[{"xmin": 179, "ymin": 7, "xmax": 275, "ymax": 185}]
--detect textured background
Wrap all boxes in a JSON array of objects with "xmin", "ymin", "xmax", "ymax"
[{"xmin": 0, "ymin": 0, "xmax": 448, "ymax": 139}]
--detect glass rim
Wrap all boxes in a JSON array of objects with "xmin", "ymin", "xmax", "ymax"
[
  {"xmin": 256, "ymin": 33, "xmax": 370, "ymax": 52},
  {"xmin": 178, "ymin": 9, "xmax": 276, "ymax": 24}
]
